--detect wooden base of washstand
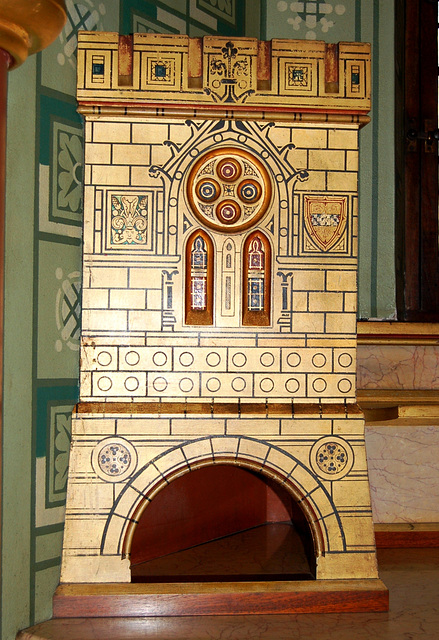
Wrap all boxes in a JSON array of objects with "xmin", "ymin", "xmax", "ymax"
[{"xmin": 54, "ymin": 579, "xmax": 389, "ymax": 617}]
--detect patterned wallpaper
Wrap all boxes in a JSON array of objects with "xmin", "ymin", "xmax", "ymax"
[{"xmin": 1, "ymin": 1, "xmax": 394, "ymax": 638}]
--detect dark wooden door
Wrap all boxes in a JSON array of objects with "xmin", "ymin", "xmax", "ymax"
[{"xmin": 395, "ymin": 0, "xmax": 439, "ymax": 320}]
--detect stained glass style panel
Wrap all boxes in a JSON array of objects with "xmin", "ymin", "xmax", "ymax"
[
  {"xmin": 247, "ymin": 237, "xmax": 265, "ymax": 311},
  {"xmin": 191, "ymin": 277, "xmax": 207, "ymax": 310},
  {"xmin": 189, "ymin": 234, "xmax": 209, "ymax": 313},
  {"xmin": 248, "ymin": 277, "xmax": 264, "ymax": 311}
]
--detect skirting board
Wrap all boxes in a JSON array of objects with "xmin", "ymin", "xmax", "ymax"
[
  {"xmin": 53, "ymin": 580, "xmax": 389, "ymax": 617},
  {"xmin": 375, "ymin": 523, "xmax": 439, "ymax": 548}
]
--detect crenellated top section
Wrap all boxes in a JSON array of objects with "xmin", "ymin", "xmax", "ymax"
[{"xmin": 77, "ymin": 32, "xmax": 371, "ymax": 119}]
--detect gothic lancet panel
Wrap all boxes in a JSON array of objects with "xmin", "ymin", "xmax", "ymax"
[
  {"xmin": 242, "ymin": 231, "xmax": 271, "ymax": 326},
  {"xmin": 185, "ymin": 229, "xmax": 214, "ymax": 325}
]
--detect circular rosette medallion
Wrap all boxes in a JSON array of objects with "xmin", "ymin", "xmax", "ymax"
[
  {"xmin": 187, "ymin": 147, "xmax": 272, "ymax": 233},
  {"xmin": 92, "ymin": 437, "xmax": 138, "ymax": 483},
  {"xmin": 217, "ymin": 158, "xmax": 242, "ymax": 182},
  {"xmin": 238, "ymin": 179, "xmax": 262, "ymax": 203},
  {"xmin": 216, "ymin": 200, "xmax": 241, "ymax": 225},
  {"xmin": 310, "ymin": 436, "xmax": 354, "ymax": 481},
  {"xmin": 195, "ymin": 178, "xmax": 221, "ymax": 202}
]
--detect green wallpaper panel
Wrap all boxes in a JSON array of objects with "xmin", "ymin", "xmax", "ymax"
[{"xmin": 1, "ymin": 1, "xmax": 395, "ymax": 638}]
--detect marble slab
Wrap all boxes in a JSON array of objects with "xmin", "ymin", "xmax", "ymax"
[
  {"xmin": 358, "ymin": 345, "xmax": 439, "ymax": 389},
  {"xmin": 366, "ymin": 425, "xmax": 439, "ymax": 523}
]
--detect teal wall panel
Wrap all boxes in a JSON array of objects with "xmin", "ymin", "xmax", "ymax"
[{"xmin": 264, "ymin": 0, "xmax": 396, "ymax": 319}]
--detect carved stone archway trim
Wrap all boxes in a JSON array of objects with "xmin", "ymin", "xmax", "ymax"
[{"xmin": 99, "ymin": 436, "xmax": 345, "ymax": 561}]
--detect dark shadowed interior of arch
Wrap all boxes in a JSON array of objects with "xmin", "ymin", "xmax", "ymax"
[{"xmin": 130, "ymin": 465, "xmax": 316, "ymax": 583}]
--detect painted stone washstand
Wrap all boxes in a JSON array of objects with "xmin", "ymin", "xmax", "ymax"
[{"xmin": 55, "ymin": 32, "xmax": 388, "ymax": 616}]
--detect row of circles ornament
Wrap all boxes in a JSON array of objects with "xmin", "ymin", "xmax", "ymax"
[
  {"xmin": 95, "ymin": 374, "xmax": 352, "ymax": 395},
  {"xmin": 95, "ymin": 350, "xmax": 354, "ymax": 371},
  {"xmin": 186, "ymin": 147, "xmax": 272, "ymax": 233}
]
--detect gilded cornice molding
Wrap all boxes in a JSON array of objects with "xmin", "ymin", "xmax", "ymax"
[{"xmin": 77, "ymin": 32, "xmax": 371, "ymax": 119}]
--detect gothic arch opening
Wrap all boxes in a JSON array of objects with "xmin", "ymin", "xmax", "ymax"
[{"xmin": 128, "ymin": 463, "xmax": 317, "ymax": 583}]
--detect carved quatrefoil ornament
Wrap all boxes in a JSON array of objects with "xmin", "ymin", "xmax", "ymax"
[{"xmin": 187, "ymin": 147, "xmax": 272, "ymax": 233}]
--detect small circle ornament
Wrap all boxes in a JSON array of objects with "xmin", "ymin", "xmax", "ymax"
[
  {"xmin": 216, "ymin": 200, "xmax": 241, "ymax": 225},
  {"xmin": 217, "ymin": 157, "xmax": 242, "ymax": 182},
  {"xmin": 310, "ymin": 436, "xmax": 354, "ymax": 481},
  {"xmin": 195, "ymin": 178, "xmax": 221, "ymax": 202},
  {"xmin": 237, "ymin": 179, "xmax": 262, "ymax": 203},
  {"xmin": 92, "ymin": 437, "xmax": 137, "ymax": 483},
  {"xmin": 186, "ymin": 147, "xmax": 272, "ymax": 233}
]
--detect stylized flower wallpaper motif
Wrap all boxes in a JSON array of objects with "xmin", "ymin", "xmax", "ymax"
[
  {"xmin": 277, "ymin": 0, "xmax": 346, "ymax": 39},
  {"xmin": 57, "ymin": 132, "xmax": 83, "ymax": 213}
]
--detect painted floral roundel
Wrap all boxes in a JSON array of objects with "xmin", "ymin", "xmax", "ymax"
[{"xmin": 187, "ymin": 147, "xmax": 272, "ymax": 233}]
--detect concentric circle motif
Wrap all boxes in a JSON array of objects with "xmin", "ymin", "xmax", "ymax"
[
  {"xmin": 186, "ymin": 147, "xmax": 272, "ymax": 233},
  {"xmin": 217, "ymin": 158, "xmax": 242, "ymax": 182},
  {"xmin": 92, "ymin": 437, "xmax": 138, "ymax": 483},
  {"xmin": 310, "ymin": 436, "xmax": 354, "ymax": 481},
  {"xmin": 237, "ymin": 179, "xmax": 262, "ymax": 203},
  {"xmin": 195, "ymin": 179, "xmax": 221, "ymax": 202},
  {"xmin": 100, "ymin": 444, "xmax": 130, "ymax": 475},
  {"xmin": 216, "ymin": 200, "xmax": 241, "ymax": 225}
]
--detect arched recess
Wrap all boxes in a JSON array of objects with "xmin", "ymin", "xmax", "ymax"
[
  {"xmin": 100, "ymin": 436, "xmax": 346, "ymax": 562},
  {"xmin": 242, "ymin": 230, "xmax": 272, "ymax": 326},
  {"xmin": 185, "ymin": 229, "xmax": 214, "ymax": 325}
]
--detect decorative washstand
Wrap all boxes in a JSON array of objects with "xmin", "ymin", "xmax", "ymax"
[{"xmin": 56, "ymin": 32, "xmax": 388, "ymax": 616}]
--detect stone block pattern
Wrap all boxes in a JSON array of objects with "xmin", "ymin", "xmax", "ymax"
[
  {"xmin": 79, "ymin": 117, "xmax": 359, "ymax": 403},
  {"xmin": 61, "ymin": 409, "xmax": 378, "ymax": 583},
  {"xmin": 61, "ymin": 33, "xmax": 379, "ymax": 589}
]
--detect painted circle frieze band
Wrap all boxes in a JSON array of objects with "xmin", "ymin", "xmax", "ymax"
[{"xmin": 186, "ymin": 147, "xmax": 272, "ymax": 233}]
